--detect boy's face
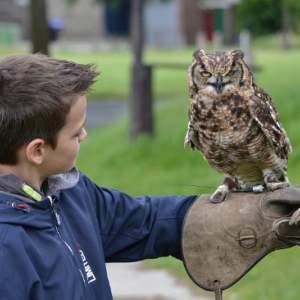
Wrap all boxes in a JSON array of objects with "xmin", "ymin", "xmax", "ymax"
[{"xmin": 41, "ymin": 94, "xmax": 87, "ymax": 177}]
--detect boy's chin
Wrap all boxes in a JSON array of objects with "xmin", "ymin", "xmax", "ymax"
[
  {"xmin": 63, "ymin": 164, "xmax": 76, "ymax": 174},
  {"xmin": 51, "ymin": 165, "xmax": 76, "ymax": 176}
]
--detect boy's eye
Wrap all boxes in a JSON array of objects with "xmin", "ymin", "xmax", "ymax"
[{"xmin": 201, "ymin": 71, "xmax": 211, "ymax": 77}]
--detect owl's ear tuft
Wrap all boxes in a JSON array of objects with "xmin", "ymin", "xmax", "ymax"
[
  {"xmin": 230, "ymin": 49, "xmax": 244, "ymax": 60},
  {"xmin": 193, "ymin": 49, "xmax": 206, "ymax": 62}
]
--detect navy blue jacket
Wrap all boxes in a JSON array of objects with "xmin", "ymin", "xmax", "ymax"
[{"xmin": 0, "ymin": 170, "xmax": 196, "ymax": 300}]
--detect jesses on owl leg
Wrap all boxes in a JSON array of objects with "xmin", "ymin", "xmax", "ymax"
[
  {"xmin": 263, "ymin": 169, "xmax": 290, "ymax": 191},
  {"xmin": 209, "ymin": 176, "xmax": 239, "ymax": 203}
]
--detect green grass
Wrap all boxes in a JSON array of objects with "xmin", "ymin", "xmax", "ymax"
[
  {"xmin": 253, "ymin": 33, "xmax": 300, "ymax": 50},
  {"xmin": 76, "ymin": 49, "xmax": 300, "ymax": 300},
  {"xmin": 0, "ymin": 46, "xmax": 192, "ymax": 100},
  {"xmin": 59, "ymin": 48, "xmax": 192, "ymax": 100}
]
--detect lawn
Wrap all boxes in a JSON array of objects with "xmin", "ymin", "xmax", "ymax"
[
  {"xmin": 0, "ymin": 46, "xmax": 192, "ymax": 100},
  {"xmin": 2, "ymin": 45, "xmax": 300, "ymax": 299},
  {"xmin": 75, "ymin": 48, "xmax": 300, "ymax": 300},
  {"xmin": 57, "ymin": 48, "xmax": 192, "ymax": 100}
]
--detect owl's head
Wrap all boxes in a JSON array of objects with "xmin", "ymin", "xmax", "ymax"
[{"xmin": 188, "ymin": 49, "xmax": 253, "ymax": 98}]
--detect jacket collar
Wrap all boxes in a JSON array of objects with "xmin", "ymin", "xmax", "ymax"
[{"xmin": 0, "ymin": 167, "xmax": 80, "ymax": 202}]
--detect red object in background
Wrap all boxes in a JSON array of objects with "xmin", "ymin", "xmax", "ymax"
[{"xmin": 203, "ymin": 9, "xmax": 214, "ymax": 41}]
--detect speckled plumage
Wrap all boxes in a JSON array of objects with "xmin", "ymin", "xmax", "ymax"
[{"xmin": 185, "ymin": 49, "xmax": 292, "ymax": 202}]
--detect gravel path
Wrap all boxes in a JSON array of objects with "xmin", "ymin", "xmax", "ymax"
[{"xmin": 107, "ymin": 262, "xmax": 211, "ymax": 300}]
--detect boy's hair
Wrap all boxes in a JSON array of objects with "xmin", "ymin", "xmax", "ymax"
[{"xmin": 0, "ymin": 54, "xmax": 99, "ymax": 164}]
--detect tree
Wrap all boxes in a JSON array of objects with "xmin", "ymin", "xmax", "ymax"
[
  {"xmin": 237, "ymin": 0, "xmax": 300, "ymax": 37},
  {"xmin": 30, "ymin": 0, "xmax": 49, "ymax": 55},
  {"xmin": 282, "ymin": 1, "xmax": 291, "ymax": 49},
  {"xmin": 129, "ymin": 0, "xmax": 153, "ymax": 138},
  {"xmin": 99, "ymin": 0, "xmax": 170, "ymax": 138},
  {"xmin": 68, "ymin": 0, "xmax": 170, "ymax": 138}
]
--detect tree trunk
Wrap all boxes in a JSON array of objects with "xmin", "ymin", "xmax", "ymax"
[
  {"xmin": 130, "ymin": 64, "xmax": 153, "ymax": 138},
  {"xmin": 131, "ymin": 0, "xmax": 144, "ymax": 65},
  {"xmin": 281, "ymin": 3, "xmax": 291, "ymax": 50},
  {"xmin": 30, "ymin": 0, "xmax": 49, "ymax": 55},
  {"xmin": 129, "ymin": 0, "xmax": 153, "ymax": 139}
]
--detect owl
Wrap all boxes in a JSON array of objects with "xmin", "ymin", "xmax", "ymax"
[{"xmin": 184, "ymin": 49, "xmax": 292, "ymax": 203}]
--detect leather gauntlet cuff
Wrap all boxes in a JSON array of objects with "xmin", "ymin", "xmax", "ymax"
[{"xmin": 182, "ymin": 187, "xmax": 300, "ymax": 292}]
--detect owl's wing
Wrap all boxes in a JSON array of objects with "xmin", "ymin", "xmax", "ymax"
[
  {"xmin": 184, "ymin": 104, "xmax": 201, "ymax": 150},
  {"xmin": 248, "ymin": 87, "xmax": 292, "ymax": 160}
]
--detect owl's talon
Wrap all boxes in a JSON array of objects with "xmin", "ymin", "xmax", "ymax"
[
  {"xmin": 209, "ymin": 185, "xmax": 229, "ymax": 203},
  {"xmin": 265, "ymin": 182, "xmax": 290, "ymax": 192}
]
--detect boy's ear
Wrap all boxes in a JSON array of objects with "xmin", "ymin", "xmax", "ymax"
[{"xmin": 24, "ymin": 139, "xmax": 46, "ymax": 165}]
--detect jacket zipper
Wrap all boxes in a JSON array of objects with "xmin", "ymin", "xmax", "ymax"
[{"xmin": 50, "ymin": 196, "xmax": 87, "ymax": 287}]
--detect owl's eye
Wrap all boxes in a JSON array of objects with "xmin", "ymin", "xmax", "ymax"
[{"xmin": 201, "ymin": 71, "xmax": 211, "ymax": 77}]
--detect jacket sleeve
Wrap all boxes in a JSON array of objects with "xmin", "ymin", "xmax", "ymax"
[{"xmin": 82, "ymin": 175, "xmax": 197, "ymax": 262}]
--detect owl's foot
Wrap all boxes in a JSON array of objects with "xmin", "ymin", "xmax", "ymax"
[
  {"xmin": 263, "ymin": 169, "xmax": 290, "ymax": 192},
  {"xmin": 250, "ymin": 182, "xmax": 289, "ymax": 193},
  {"xmin": 209, "ymin": 177, "xmax": 239, "ymax": 203},
  {"xmin": 265, "ymin": 181, "xmax": 290, "ymax": 191},
  {"xmin": 209, "ymin": 184, "xmax": 229, "ymax": 203}
]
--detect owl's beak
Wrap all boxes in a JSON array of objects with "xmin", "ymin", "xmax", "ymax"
[{"xmin": 216, "ymin": 75, "xmax": 224, "ymax": 94}]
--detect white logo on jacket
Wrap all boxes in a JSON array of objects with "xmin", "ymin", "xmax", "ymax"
[{"xmin": 79, "ymin": 249, "xmax": 97, "ymax": 284}]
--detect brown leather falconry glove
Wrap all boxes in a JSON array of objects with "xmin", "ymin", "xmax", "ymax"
[{"xmin": 182, "ymin": 186, "xmax": 300, "ymax": 299}]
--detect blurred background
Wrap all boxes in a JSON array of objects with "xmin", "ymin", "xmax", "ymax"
[{"xmin": 1, "ymin": 0, "xmax": 300, "ymax": 299}]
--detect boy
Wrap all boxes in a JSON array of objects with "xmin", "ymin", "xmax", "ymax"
[{"xmin": 0, "ymin": 54, "xmax": 196, "ymax": 300}]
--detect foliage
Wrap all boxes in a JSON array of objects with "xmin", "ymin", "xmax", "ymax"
[
  {"xmin": 236, "ymin": 0, "xmax": 282, "ymax": 35},
  {"xmin": 287, "ymin": 0, "xmax": 300, "ymax": 31},
  {"xmin": 237, "ymin": 0, "xmax": 300, "ymax": 36}
]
